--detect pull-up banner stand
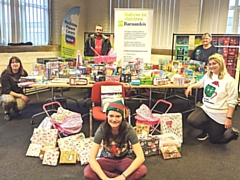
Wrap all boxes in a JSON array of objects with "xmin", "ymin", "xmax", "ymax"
[
  {"xmin": 114, "ymin": 8, "xmax": 153, "ymax": 64},
  {"xmin": 61, "ymin": 6, "xmax": 80, "ymax": 58}
]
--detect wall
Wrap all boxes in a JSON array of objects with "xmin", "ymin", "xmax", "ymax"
[
  {"xmin": 0, "ymin": 0, "xmax": 87, "ymax": 74},
  {"xmin": 51, "ymin": 0, "xmax": 87, "ymax": 49},
  {"xmin": 0, "ymin": 52, "xmax": 60, "ymax": 75},
  {"xmin": 178, "ymin": 0, "xmax": 201, "ymax": 33},
  {"xmin": 0, "ymin": 0, "xmax": 206, "ymax": 73}
]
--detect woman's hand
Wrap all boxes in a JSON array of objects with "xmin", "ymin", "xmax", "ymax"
[
  {"xmin": 225, "ymin": 118, "xmax": 232, "ymax": 129},
  {"xmin": 185, "ymin": 86, "xmax": 192, "ymax": 98},
  {"xmin": 114, "ymin": 174, "xmax": 126, "ymax": 180},
  {"xmin": 20, "ymin": 94, "xmax": 30, "ymax": 103}
]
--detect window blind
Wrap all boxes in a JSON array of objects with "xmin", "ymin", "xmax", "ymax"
[
  {"xmin": 109, "ymin": 0, "xmax": 180, "ymax": 49},
  {"xmin": 200, "ymin": 0, "xmax": 229, "ymax": 34},
  {"xmin": 0, "ymin": 0, "xmax": 50, "ymax": 46}
]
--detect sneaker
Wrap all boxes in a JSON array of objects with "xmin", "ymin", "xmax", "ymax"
[
  {"xmin": 197, "ymin": 131, "xmax": 209, "ymax": 141},
  {"xmin": 196, "ymin": 101, "xmax": 203, "ymax": 108},
  {"xmin": 13, "ymin": 110, "xmax": 21, "ymax": 116},
  {"xmin": 4, "ymin": 113, "xmax": 11, "ymax": 121},
  {"xmin": 231, "ymin": 127, "xmax": 239, "ymax": 139}
]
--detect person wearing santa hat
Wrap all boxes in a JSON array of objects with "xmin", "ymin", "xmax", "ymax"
[
  {"xmin": 84, "ymin": 100, "xmax": 147, "ymax": 180},
  {"xmin": 185, "ymin": 53, "xmax": 239, "ymax": 143}
]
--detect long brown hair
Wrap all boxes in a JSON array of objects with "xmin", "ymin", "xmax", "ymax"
[
  {"xmin": 102, "ymin": 114, "xmax": 128, "ymax": 151},
  {"xmin": 7, "ymin": 56, "xmax": 25, "ymax": 75}
]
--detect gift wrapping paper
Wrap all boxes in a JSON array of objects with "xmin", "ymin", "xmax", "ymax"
[
  {"xmin": 26, "ymin": 143, "xmax": 42, "ymax": 157},
  {"xmin": 42, "ymin": 149, "xmax": 60, "ymax": 166},
  {"xmin": 30, "ymin": 128, "xmax": 58, "ymax": 147}
]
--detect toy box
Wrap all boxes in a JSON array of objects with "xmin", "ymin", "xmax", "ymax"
[
  {"xmin": 135, "ymin": 123, "xmax": 150, "ymax": 135},
  {"xmin": 160, "ymin": 145, "xmax": 181, "ymax": 159},
  {"xmin": 140, "ymin": 78, "xmax": 152, "ymax": 85},
  {"xmin": 156, "ymin": 133, "xmax": 182, "ymax": 151},
  {"xmin": 130, "ymin": 80, "xmax": 141, "ymax": 86},
  {"xmin": 120, "ymin": 73, "xmax": 131, "ymax": 83},
  {"xmin": 105, "ymin": 75, "xmax": 120, "ymax": 82},
  {"xmin": 94, "ymin": 56, "xmax": 116, "ymax": 63},
  {"xmin": 139, "ymin": 136, "xmax": 159, "ymax": 156},
  {"xmin": 59, "ymin": 151, "xmax": 77, "ymax": 164}
]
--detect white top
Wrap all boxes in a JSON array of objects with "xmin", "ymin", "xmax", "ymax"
[{"xmin": 199, "ymin": 73, "xmax": 238, "ymax": 124}]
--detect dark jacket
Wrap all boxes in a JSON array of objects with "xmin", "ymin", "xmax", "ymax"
[
  {"xmin": 1, "ymin": 69, "xmax": 28, "ymax": 95},
  {"xmin": 84, "ymin": 34, "xmax": 112, "ymax": 56}
]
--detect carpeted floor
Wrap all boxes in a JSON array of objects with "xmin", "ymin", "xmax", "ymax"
[{"xmin": 0, "ymin": 88, "xmax": 240, "ymax": 180}]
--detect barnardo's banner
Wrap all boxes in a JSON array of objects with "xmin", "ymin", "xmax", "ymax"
[
  {"xmin": 61, "ymin": 6, "xmax": 80, "ymax": 58},
  {"xmin": 114, "ymin": 8, "xmax": 153, "ymax": 64}
]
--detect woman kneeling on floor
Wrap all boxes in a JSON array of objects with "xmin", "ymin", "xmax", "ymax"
[
  {"xmin": 0, "ymin": 56, "xmax": 29, "ymax": 121},
  {"xmin": 185, "ymin": 53, "xmax": 239, "ymax": 143},
  {"xmin": 84, "ymin": 100, "xmax": 147, "ymax": 180}
]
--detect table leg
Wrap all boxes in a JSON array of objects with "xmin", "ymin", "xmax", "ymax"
[
  {"xmin": 194, "ymin": 88, "xmax": 198, "ymax": 109},
  {"xmin": 51, "ymin": 87, "xmax": 54, "ymax": 101},
  {"xmin": 149, "ymin": 88, "xmax": 152, "ymax": 107}
]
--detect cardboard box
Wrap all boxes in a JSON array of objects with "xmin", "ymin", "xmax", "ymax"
[
  {"xmin": 160, "ymin": 146, "xmax": 181, "ymax": 159},
  {"xmin": 156, "ymin": 133, "xmax": 182, "ymax": 151},
  {"xmin": 135, "ymin": 123, "xmax": 150, "ymax": 135}
]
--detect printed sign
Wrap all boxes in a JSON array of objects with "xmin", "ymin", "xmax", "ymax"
[{"xmin": 61, "ymin": 6, "xmax": 80, "ymax": 58}]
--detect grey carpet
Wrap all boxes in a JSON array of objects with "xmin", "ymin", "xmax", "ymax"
[{"xmin": 0, "ymin": 88, "xmax": 239, "ymax": 180}]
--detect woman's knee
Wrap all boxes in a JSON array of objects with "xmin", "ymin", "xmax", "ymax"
[
  {"xmin": 209, "ymin": 136, "xmax": 221, "ymax": 144},
  {"xmin": 84, "ymin": 165, "xmax": 99, "ymax": 180},
  {"xmin": 139, "ymin": 164, "xmax": 147, "ymax": 175},
  {"xmin": 187, "ymin": 108, "xmax": 206, "ymax": 127},
  {"xmin": 16, "ymin": 99, "xmax": 27, "ymax": 111},
  {"xmin": 17, "ymin": 103, "xmax": 27, "ymax": 111},
  {"xmin": 131, "ymin": 164, "xmax": 147, "ymax": 179},
  {"xmin": 187, "ymin": 112, "xmax": 196, "ymax": 126}
]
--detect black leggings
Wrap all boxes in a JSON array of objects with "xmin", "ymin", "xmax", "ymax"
[
  {"xmin": 197, "ymin": 88, "xmax": 203, "ymax": 102},
  {"xmin": 187, "ymin": 108, "xmax": 235, "ymax": 144}
]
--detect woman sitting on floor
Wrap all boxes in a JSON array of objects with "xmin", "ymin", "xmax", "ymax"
[
  {"xmin": 0, "ymin": 56, "xmax": 29, "ymax": 121},
  {"xmin": 84, "ymin": 100, "xmax": 147, "ymax": 180},
  {"xmin": 185, "ymin": 53, "xmax": 239, "ymax": 143}
]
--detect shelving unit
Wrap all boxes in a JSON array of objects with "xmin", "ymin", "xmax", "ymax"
[{"xmin": 171, "ymin": 33, "xmax": 240, "ymax": 79}]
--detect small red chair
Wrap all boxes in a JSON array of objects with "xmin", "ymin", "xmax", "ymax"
[{"xmin": 89, "ymin": 81, "xmax": 130, "ymax": 137}]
